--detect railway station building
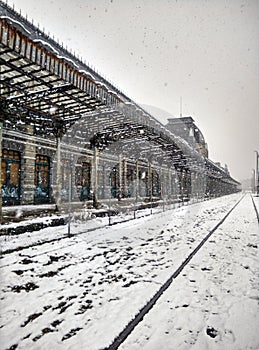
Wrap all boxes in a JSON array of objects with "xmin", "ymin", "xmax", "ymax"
[{"xmin": 0, "ymin": 2, "xmax": 240, "ymax": 218}]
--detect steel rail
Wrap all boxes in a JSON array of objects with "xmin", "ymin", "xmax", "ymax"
[{"xmin": 102, "ymin": 194, "xmax": 245, "ymax": 350}]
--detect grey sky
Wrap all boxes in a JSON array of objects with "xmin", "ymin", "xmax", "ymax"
[{"xmin": 8, "ymin": 0, "xmax": 259, "ymax": 181}]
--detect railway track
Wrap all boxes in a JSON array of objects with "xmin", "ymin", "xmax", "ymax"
[
  {"xmin": 0, "ymin": 194, "xmax": 245, "ymax": 270},
  {"xmin": 0, "ymin": 206, "xmax": 175, "ymax": 271},
  {"xmin": 0, "ymin": 197, "xmax": 201, "ymax": 256},
  {"xmin": 102, "ymin": 194, "xmax": 247, "ymax": 350},
  {"xmin": 0, "ymin": 202, "xmax": 197, "ymax": 270}
]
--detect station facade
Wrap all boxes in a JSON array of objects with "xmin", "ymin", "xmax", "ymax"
[
  {"xmin": 1, "ymin": 123, "xmax": 193, "ymax": 207},
  {"xmin": 0, "ymin": 2, "xmax": 240, "ymax": 214}
]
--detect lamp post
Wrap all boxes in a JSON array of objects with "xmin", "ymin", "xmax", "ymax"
[
  {"xmin": 252, "ymin": 169, "xmax": 255, "ymax": 193},
  {"xmin": 255, "ymin": 151, "xmax": 259, "ymax": 196}
]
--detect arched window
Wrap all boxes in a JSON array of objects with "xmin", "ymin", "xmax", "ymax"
[
  {"xmin": 81, "ymin": 162, "xmax": 91, "ymax": 200},
  {"xmin": 2, "ymin": 149, "xmax": 21, "ymax": 205},
  {"xmin": 110, "ymin": 165, "xmax": 119, "ymax": 198},
  {"xmin": 75, "ymin": 161, "xmax": 91, "ymax": 201},
  {"xmin": 152, "ymin": 170, "xmax": 160, "ymax": 197},
  {"xmin": 34, "ymin": 155, "xmax": 50, "ymax": 204}
]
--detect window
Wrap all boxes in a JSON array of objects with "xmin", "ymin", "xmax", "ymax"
[
  {"xmin": 75, "ymin": 162, "xmax": 91, "ymax": 200},
  {"xmin": 82, "ymin": 162, "xmax": 91, "ymax": 187},
  {"xmin": 152, "ymin": 170, "xmax": 160, "ymax": 197},
  {"xmin": 34, "ymin": 155, "xmax": 50, "ymax": 204},
  {"xmin": 1, "ymin": 149, "xmax": 21, "ymax": 205},
  {"xmin": 111, "ymin": 165, "xmax": 119, "ymax": 198}
]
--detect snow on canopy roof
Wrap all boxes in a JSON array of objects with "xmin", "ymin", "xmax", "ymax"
[
  {"xmin": 0, "ymin": 15, "xmax": 31, "ymax": 34},
  {"xmin": 33, "ymin": 38, "xmax": 60, "ymax": 55}
]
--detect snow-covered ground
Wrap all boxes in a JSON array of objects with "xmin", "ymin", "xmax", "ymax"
[
  {"xmin": 0, "ymin": 193, "xmax": 258, "ymax": 350},
  {"xmin": 121, "ymin": 194, "xmax": 259, "ymax": 350}
]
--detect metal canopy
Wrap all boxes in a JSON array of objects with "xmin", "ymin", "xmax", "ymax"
[{"xmin": 0, "ymin": 1, "xmax": 204, "ymax": 172}]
